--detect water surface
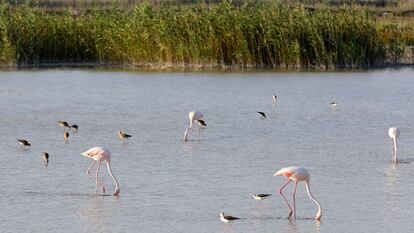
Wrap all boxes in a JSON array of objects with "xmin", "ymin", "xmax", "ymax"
[{"xmin": 1, "ymin": 68, "xmax": 414, "ymax": 233}]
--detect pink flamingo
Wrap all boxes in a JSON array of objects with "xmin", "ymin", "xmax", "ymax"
[
  {"xmin": 81, "ymin": 147, "xmax": 120, "ymax": 196},
  {"xmin": 274, "ymin": 166, "xmax": 322, "ymax": 220},
  {"xmin": 388, "ymin": 127, "xmax": 400, "ymax": 163},
  {"xmin": 184, "ymin": 111, "xmax": 206, "ymax": 141}
]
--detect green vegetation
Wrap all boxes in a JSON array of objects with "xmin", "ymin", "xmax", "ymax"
[{"xmin": 0, "ymin": 1, "xmax": 413, "ymax": 68}]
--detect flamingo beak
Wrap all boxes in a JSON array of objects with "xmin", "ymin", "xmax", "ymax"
[{"xmin": 113, "ymin": 188, "xmax": 120, "ymax": 196}]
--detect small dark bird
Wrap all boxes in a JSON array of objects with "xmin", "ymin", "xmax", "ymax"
[
  {"xmin": 257, "ymin": 111, "xmax": 266, "ymax": 119},
  {"xmin": 272, "ymin": 93, "xmax": 278, "ymax": 102},
  {"xmin": 64, "ymin": 132, "xmax": 69, "ymax": 142},
  {"xmin": 220, "ymin": 212, "xmax": 240, "ymax": 223},
  {"xmin": 252, "ymin": 193, "xmax": 272, "ymax": 201},
  {"xmin": 42, "ymin": 152, "xmax": 49, "ymax": 164},
  {"xmin": 330, "ymin": 101, "xmax": 337, "ymax": 107},
  {"xmin": 119, "ymin": 131, "xmax": 132, "ymax": 142},
  {"xmin": 71, "ymin": 124, "xmax": 78, "ymax": 132},
  {"xmin": 58, "ymin": 121, "xmax": 71, "ymax": 130},
  {"xmin": 197, "ymin": 120, "xmax": 207, "ymax": 127},
  {"xmin": 17, "ymin": 139, "xmax": 31, "ymax": 150}
]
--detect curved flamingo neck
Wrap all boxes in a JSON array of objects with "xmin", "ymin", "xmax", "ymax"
[
  {"xmin": 305, "ymin": 181, "xmax": 322, "ymax": 220},
  {"xmin": 106, "ymin": 161, "xmax": 120, "ymax": 195}
]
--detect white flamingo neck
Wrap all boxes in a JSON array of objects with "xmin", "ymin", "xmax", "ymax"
[
  {"xmin": 106, "ymin": 161, "xmax": 120, "ymax": 195},
  {"xmin": 305, "ymin": 181, "xmax": 322, "ymax": 220}
]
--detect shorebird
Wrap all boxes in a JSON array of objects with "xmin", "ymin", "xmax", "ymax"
[
  {"xmin": 71, "ymin": 124, "xmax": 78, "ymax": 132},
  {"xmin": 252, "ymin": 194, "xmax": 272, "ymax": 206},
  {"xmin": 58, "ymin": 121, "xmax": 71, "ymax": 130},
  {"xmin": 118, "ymin": 131, "xmax": 132, "ymax": 142},
  {"xmin": 274, "ymin": 166, "xmax": 322, "ymax": 220},
  {"xmin": 220, "ymin": 212, "xmax": 240, "ymax": 224},
  {"xmin": 17, "ymin": 139, "xmax": 31, "ymax": 150},
  {"xmin": 272, "ymin": 93, "xmax": 278, "ymax": 102},
  {"xmin": 184, "ymin": 111, "xmax": 206, "ymax": 141},
  {"xmin": 330, "ymin": 101, "xmax": 337, "ymax": 107},
  {"xmin": 42, "ymin": 152, "xmax": 49, "ymax": 164},
  {"xmin": 81, "ymin": 147, "xmax": 120, "ymax": 196},
  {"xmin": 257, "ymin": 111, "xmax": 266, "ymax": 119},
  {"xmin": 388, "ymin": 127, "xmax": 400, "ymax": 163},
  {"xmin": 64, "ymin": 132, "xmax": 69, "ymax": 142}
]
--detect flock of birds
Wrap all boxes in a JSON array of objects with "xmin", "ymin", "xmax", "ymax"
[{"xmin": 15, "ymin": 92, "xmax": 403, "ymax": 229}]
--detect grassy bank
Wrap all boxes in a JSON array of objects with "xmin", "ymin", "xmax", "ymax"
[{"xmin": 0, "ymin": 1, "xmax": 413, "ymax": 68}]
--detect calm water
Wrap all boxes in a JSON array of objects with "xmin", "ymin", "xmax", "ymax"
[{"xmin": 1, "ymin": 68, "xmax": 414, "ymax": 233}]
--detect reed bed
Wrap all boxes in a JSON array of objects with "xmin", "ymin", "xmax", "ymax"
[{"xmin": 0, "ymin": 1, "xmax": 412, "ymax": 68}]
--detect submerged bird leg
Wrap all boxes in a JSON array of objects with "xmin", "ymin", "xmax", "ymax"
[
  {"xmin": 292, "ymin": 181, "xmax": 298, "ymax": 219},
  {"xmin": 279, "ymin": 179, "xmax": 293, "ymax": 218}
]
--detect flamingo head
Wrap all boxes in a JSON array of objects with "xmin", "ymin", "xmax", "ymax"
[
  {"xmin": 113, "ymin": 187, "xmax": 120, "ymax": 196},
  {"xmin": 316, "ymin": 209, "xmax": 322, "ymax": 221}
]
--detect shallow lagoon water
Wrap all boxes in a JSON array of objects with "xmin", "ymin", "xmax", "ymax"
[{"xmin": 0, "ymin": 68, "xmax": 414, "ymax": 232}]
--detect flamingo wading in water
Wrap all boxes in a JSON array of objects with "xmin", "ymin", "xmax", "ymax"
[
  {"xmin": 184, "ymin": 111, "xmax": 206, "ymax": 141},
  {"xmin": 274, "ymin": 166, "xmax": 322, "ymax": 220},
  {"xmin": 388, "ymin": 127, "xmax": 400, "ymax": 163},
  {"xmin": 81, "ymin": 147, "xmax": 120, "ymax": 196}
]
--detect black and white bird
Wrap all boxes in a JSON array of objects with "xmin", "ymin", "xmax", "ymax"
[
  {"xmin": 252, "ymin": 194, "xmax": 272, "ymax": 206},
  {"xmin": 119, "ymin": 131, "xmax": 132, "ymax": 142},
  {"xmin": 220, "ymin": 212, "xmax": 240, "ymax": 224},
  {"xmin": 64, "ymin": 132, "xmax": 69, "ymax": 142},
  {"xmin": 42, "ymin": 152, "xmax": 49, "ymax": 164},
  {"xmin": 58, "ymin": 121, "xmax": 71, "ymax": 130},
  {"xmin": 71, "ymin": 124, "xmax": 78, "ymax": 132},
  {"xmin": 257, "ymin": 111, "xmax": 266, "ymax": 119},
  {"xmin": 330, "ymin": 101, "xmax": 337, "ymax": 107},
  {"xmin": 17, "ymin": 139, "xmax": 31, "ymax": 150},
  {"xmin": 272, "ymin": 93, "xmax": 278, "ymax": 102}
]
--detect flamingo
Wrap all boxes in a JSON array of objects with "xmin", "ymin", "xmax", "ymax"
[
  {"xmin": 184, "ymin": 111, "xmax": 206, "ymax": 141},
  {"xmin": 81, "ymin": 147, "xmax": 120, "ymax": 196},
  {"xmin": 274, "ymin": 166, "xmax": 322, "ymax": 220},
  {"xmin": 388, "ymin": 127, "xmax": 400, "ymax": 163}
]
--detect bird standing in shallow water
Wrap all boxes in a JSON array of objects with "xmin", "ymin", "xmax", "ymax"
[
  {"xmin": 118, "ymin": 131, "xmax": 132, "ymax": 142},
  {"xmin": 17, "ymin": 139, "xmax": 31, "ymax": 150},
  {"xmin": 330, "ymin": 101, "xmax": 337, "ymax": 107},
  {"xmin": 220, "ymin": 212, "xmax": 239, "ymax": 232},
  {"xmin": 388, "ymin": 127, "xmax": 400, "ymax": 163},
  {"xmin": 274, "ymin": 166, "xmax": 322, "ymax": 220},
  {"xmin": 81, "ymin": 147, "xmax": 120, "ymax": 196},
  {"xmin": 58, "ymin": 121, "xmax": 71, "ymax": 130},
  {"xmin": 257, "ymin": 111, "xmax": 266, "ymax": 119},
  {"xmin": 272, "ymin": 93, "xmax": 278, "ymax": 102},
  {"xmin": 71, "ymin": 124, "xmax": 78, "ymax": 132},
  {"xmin": 184, "ymin": 111, "xmax": 206, "ymax": 141},
  {"xmin": 64, "ymin": 132, "xmax": 69, "ymax": 143},
  {"xmin": 42, "ymin": 152, "xmax": 49, "ymax": 164},
  {"xmin": 252, "ymin": 194, "xmax": 272, "ymax": 207}
]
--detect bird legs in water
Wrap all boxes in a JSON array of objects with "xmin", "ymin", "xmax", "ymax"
[
  {"xmin": 184, "ymin": 124, "xmax": 201, "ymax": 141},
  {"xmin": 86, "ymin": 160, "xmax": 106, "ymax": 194},
  {"xmin": 279, "ymin": 178, "xmax": 294, "ymax": 219}
]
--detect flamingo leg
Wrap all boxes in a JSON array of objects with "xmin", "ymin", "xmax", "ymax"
[
  {"xmin": 95, "ymin": 160, "xmax": 105, "ymax": 194},
  {"xmin": 292, "ymin": 181, "xmax": 298, "ymax": 219},
  {"xmin": 279, "ymin": 178, "xmax": 293, "ymax": 218},
  {"xmin": 86, "ymin": 160, "xmax": 105, "ymax": 193}
]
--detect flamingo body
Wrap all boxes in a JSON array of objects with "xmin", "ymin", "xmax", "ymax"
[
  {"xmin": 184, "ymin": 111, "xmax": 205, "ymax": 141},
  {"xmin": 275, "ymin": 166, "xmax": 322, "ymax": 220},
  {"xmin": 81, "ymin": 147, "xmax": 120, "ymax": 196}
]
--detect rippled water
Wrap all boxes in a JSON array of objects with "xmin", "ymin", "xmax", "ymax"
[{"xmin": 1, "ymin": 68, "xmax": 414, "ymax": 233}]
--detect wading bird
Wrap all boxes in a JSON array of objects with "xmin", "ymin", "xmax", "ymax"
[
  {"xmin": 64, "ymin": 132, "xmax": 69, "ymax": 142},
  {"xmin": 330, "ymin": 101, "xmax": 337, "ymax": 107},
  {"xmin": 58, "ymin": 121, "xmax": 71, "ymax": 130},
  {"xmin": 17, "ymin": 139, "xmax": 31, "ymax": 150},
  {"xmin": 118, "ymin": 131, "xmax": 132, "ymax": 142},
  {"xmin": 81, "ymin": 147, "xmax": 120, "ymax": 196},
  {"xmin": 274, "ymin": 166, "xmax": 322, "ymax": 220},
  {"xmin": 184, "ymin": 111, "xmax": 206, "ymax": 141},
  {"xmin": 257, "ymin": 111, "xmax": 266, "ymax": 119},
  {"xmin": 252, "ymin": 194, "xmax": 272, "ymax": 206},
  {"xmin": 388, "ymin": 127, "xmax": 400, "ymax": 163},
  {"xmin": 273, "ymin": 93, "xmax": 278, "ymax": 102},
  {"xmin": 42, "ymin": 152, "xmax": 49, "ymax": 164},
  {"xmin": 71, "ymin": 124, "xmax": 78, "ymax": 132},
  {"xmin": 220, "ymin": 212, "xmax": 240, "ymax": 231}
]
